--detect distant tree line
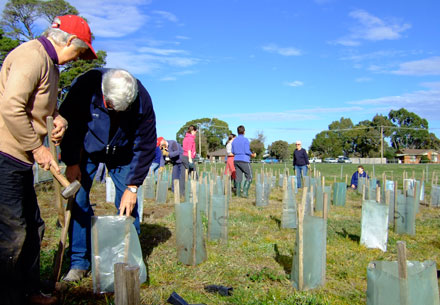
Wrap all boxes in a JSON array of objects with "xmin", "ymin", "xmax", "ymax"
[{"xmin": 309, "ymin": 108, "xmax": 440, "ymax": 158}]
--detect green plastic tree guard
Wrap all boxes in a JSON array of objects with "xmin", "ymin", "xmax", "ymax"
[
  {"xmin": 291, "ymin": 215, "xmax": 327, "ymax": 290},
  {"xmin": 367, "ymin": 260, "xmax": 439, "ymax": 305},
  {"xmin": 175, "ymin": 201, "xmax": 207, "ymax": 265},
  {"xmin": 360, "ymin": 200, "xmax": 389, "ymax": 252},
  {"xmin": 332, "ymin": 182, "xmax": 346, "ymax": 206}
]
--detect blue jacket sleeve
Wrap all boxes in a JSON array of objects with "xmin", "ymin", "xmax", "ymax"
[
  {"xmin": 351, "ymin": 172, "xmax": 358, "ymax": 187},
  {"xmin": 124, "ymin": 81, "xmax": 157, "ymax": 186},
  {"xmin": 245, "ymin": 138, "xmax": 252, "ymax": 156}
]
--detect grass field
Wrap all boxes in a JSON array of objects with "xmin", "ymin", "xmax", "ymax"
[{"xmin": 37, "ymin": 163, "xmax": 440, "ymax": 304}]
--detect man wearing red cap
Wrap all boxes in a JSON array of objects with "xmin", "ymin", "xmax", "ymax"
[{"xmin": 0, "ymin": 15, "xmax": 96, "ymax": 305}]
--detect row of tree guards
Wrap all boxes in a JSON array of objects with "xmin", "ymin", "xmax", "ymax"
[{"xmin": 103, "ymin": 164, "xmax": 439, "ymax": 304}]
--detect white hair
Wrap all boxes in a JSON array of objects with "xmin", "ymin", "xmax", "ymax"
[
  {"xmin": 42, "ymin": 17, "xmax": 88, "ymax": 50},
  {"xmin": 101, "ymin": 69, "xmax": 138, "ymax": 112}
]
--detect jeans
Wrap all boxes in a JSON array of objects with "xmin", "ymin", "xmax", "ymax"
[
  {"xmin": 0, "ymin": 154, "xmax": 44, "ymax": 304},
  {"xmin": 150, "ymin": 162, "xmax": 160, "ymax": 181},
  {"xmin": 295, "ymin": 165, "xmax": 308, "ymax": 188},
  {"xmin": 69, "ymin": 155, "xmax": 140, "ymax": 270}
]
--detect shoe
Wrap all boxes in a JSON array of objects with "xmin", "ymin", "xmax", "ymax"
[
  {"xmin": 62, "ymin": 269, "xmax": 87, "ymax": 282},
  {"xmin": 28, "ymin": 292, "xmax": 58, "ymax": 305}
]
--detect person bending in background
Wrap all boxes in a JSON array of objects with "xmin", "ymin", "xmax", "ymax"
[
  {"xmin": 225, "ymin": 134, "xmax": 237, "ymax": 189},
  {"xmin": 351, "ymin": 165, "xmax": 369, "ymax": 189},
  {"xmin": 60, "ymin": 68, "xmax": 156, "ymax": 282},
  {"xmin": 150, "ymin": 138, "xmax": 165, "ymax": 181},
  {"xmin": 182, "ymin": 125, "xmax": 198, "ymax": 178},
  {"xmin": 160, "ymin": 138, "xmax": 185, "ymax": 196},
  {"xmin": 293, "ymin": 140, "xmax": 309, "ymax": 188},
  {"xmin": 0, "ymin": 15, "xmax": 96, "ymax": 305},
  {"xmin": 232, "ymin": 126, "xmax": 256, "ymax": 197}
]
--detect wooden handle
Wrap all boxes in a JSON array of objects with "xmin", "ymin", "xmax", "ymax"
[{"xmin": 50, "ymin": 166, "xmax": 70, "ymax": 187}]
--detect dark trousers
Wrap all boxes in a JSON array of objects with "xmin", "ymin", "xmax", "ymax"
[
  {"xmin": 171, "ymin": 162, "xmax": 185, "ymax": 196},
  {"xmin": 234, "ymin": 161, "xmax": 253, "ymax": 183},
  {"xmin": 0, "ymin": 154, "xmax": 44, "ymax": 304}
]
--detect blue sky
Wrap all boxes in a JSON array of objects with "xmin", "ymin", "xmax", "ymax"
[{"xmin": 1, "ymin": 0, "xmax": 440, "ymax": 150}]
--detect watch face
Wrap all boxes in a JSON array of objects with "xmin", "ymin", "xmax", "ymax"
[{"xmin": 128, "ymin": 187, "xmax": 137, "ymax": 193}]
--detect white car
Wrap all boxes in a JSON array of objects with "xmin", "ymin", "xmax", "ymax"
[
  {"xmin": 324, "ymin": 157, "xmax": 338, "ymax": 163},
  {"xmin": 310, "ymin": 157, "xmax": 322, "ymax": 163}
]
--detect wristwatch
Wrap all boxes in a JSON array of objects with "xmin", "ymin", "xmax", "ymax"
[{"xmin": 127, "ymin": 186, "xmax": 138, "ymax": 194}]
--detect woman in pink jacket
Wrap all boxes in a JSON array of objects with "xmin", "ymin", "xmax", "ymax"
[{"xmin": 182, "ymin": 125, "xmax": 197, "ymax": 178}]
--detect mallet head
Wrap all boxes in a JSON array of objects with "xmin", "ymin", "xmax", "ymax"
[{"xmin": 61, "ymin": 180, "xmax": 81, "ymax": 199}]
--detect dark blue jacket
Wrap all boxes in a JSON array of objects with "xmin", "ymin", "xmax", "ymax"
[
  {"xmin": 293, "ymin": 148, "xmax": 309, "ymax": 166},
  {"xmin": 60, "ymin": 69, "xmax": 157, "ymax": 186},
  {"xmin": 166, "ymin": 140, "xmax": 183, "ymax": 164},
  {"xmin": 351, "ymin": 171, "xmax": 369, "ymax": 188}
]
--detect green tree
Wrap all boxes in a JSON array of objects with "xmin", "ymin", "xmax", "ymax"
[
  {"xmin": 249, "ymin": 131, "xmax": 265, "ymax": 159},
  {"xmin": 1, "ymin": 0, "xmax": 41, "ymax": 41},
  {"xmin": 0, "ymin": 28, "xmax": 19, "ymax": 66},
  {"xmin": 38, "ymin": 0, "xmax": 78, "ymax": 23},
  {"xmin": 59, "ymin": 50, "xmax": 107, "ymax": 89},
  {"xmin": 267, "ymin": 140, "xmax": 289, "ymax": 161},
  {"xmin": 388, "ymin": 108, "xmax": 430, "ymax": 149},
  {"xmin": 176, "ymin": 118, "xmax": 231, "ymax": 154},
  {"xmin": 310, "ymin": 130, "xmax": 343, "ymax": 157}
]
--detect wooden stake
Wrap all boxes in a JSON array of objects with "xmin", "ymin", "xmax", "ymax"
[
  {"xmin": 173, "ymin": 180, "xmax": 180, "ymax": 204},
  {"xmin": 397, "ymin": 241, "xmax": 409, "ymax": 305},
  {"xmin": 114, "ymin": 263, "xmax": 128, "ymax": 305},
  {"xmin": 125, "ymin": 266, "xmax": 140, "ymax": 305},
  {"xmin": 191, "ymin": 181, "xmax": 198, "ymax": 266},
  {"xmin": 46, "ymin": 116, "xmax": 65, "ymax": 228},
  {"xmin": 207, "ymin": 180, "xmax": 214, "ymax": 239},
  {"xmin": 393, "ymin": 181, "xmax": 398, "ymax": 232},
  {"xmin": 376, "ymin": 186, "xmax": 381, "ymax": 203},
  {"xmin": 323, "ymin": 192, "xmax": 328, "ymax": 220},
  {"xmin": 123, "ymin": 220, "xmax": 131, "ymax": 264}
]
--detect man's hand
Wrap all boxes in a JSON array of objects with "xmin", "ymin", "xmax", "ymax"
[
  {"xmin": 119, "ymin": 188, "xmax": 137, "ymax": 217},
  {"xmin": 52, "ymin": 115, "xmax": 68, "ymax": 145},
  {"xmin": 32, "ymin": 145, "xmax": 59, "ymax": 172},
  {"xmin": 66, "ymin": 164, "xmax": 81, "ymax": 182},
  {"xmin": 251, "ymin": 152, "xmax": 257, "ymax": 158},
  {"xmin": 162, "ymin": 149, "xmax": 169, "ymax": 157}
]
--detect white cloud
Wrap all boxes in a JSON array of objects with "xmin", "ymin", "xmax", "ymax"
[
  {"xmin": 152, "ymin": 10, "xmax": 178, "ymax": 23},
  {"xmin": 348, "ymin": 87, "xmax": 440, "ymax": 120},
  {"xmin": 334, "ymin": 9, "xmax": 411, "ymax": 46},
  {"xmin": 220, "ymin": 106, "xmax": 364, "ymax": 122},
  {"xmin": 285, "ymin": 81, "xmax": 304, "ymax": 87},
  {"xmin": 69, "ymin": 0, "xmax": 149, "ymax": 37},
  {"xmin": 392, "ymin": 57, "xmax": 440, "ymax": 76},
  {"xmin": 262, "ymin": 44, "xmax": 302, "ymax": 56},
  {"xmin": 355, "ymin": 77, "xmax": 372, "ymax": 83}
]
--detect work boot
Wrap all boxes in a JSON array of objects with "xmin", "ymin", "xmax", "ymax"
[
  {"xmin": 235, "ymin": 181, "xmax": 241, "ymax": 197},
  {"xmin": 62, "ymin": 269, "xmax": 88, "ymax": 282},
  {"xmin": 242, "ymin": 180, "xmax": 251, "ymax": 198},
  {"xmin": 27, "ymin": 292, "xmax": 58, "ymax": 305}
]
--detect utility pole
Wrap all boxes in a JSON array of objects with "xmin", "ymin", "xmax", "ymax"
[{"xmin": 380, "ymin": 126, "xmax": 384, "ymax": 164}]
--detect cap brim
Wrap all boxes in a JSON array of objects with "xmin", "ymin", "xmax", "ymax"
[{"xmin": 80, "ymin": 42, "xmax": 98, "ymax": 60}]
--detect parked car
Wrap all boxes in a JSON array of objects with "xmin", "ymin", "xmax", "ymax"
[
  {"xmin": 310, "ymin": 157, "xmax": 322, "ymax": 163},
  {"xmin": 261, "ymin": 158, "xmax": 279, "ymax": 164},
  {"xmin": 337, "ymin": 156, "xmax": 352, "ymax": 163},
  {"xmin": 324, "ymin": 157, "xmax": 338, "ymax": 163}
]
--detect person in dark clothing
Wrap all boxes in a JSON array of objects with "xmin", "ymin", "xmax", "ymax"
[
  {"xmin": 59, "ymin": 68, "xmax": 156, "ymax": 282},
  {"xmin": 351, "ymin": 165, "xmax": 369, "ymax": 189},
  {"xmin": 159, "ymin": 138, "xmax": 185, "ymax": 196},
  {"xmin": 293, "ymin": 140, "xmax": 309, "ymax": 188}
]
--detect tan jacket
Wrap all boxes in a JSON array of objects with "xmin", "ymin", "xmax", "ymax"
[{"xmin": 0, "ymin": 39, "xmax": 59, "ymax": 164}]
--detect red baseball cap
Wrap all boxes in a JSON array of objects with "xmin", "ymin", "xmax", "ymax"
[
  {"xmin": 52, "ymin": 15, "xmax": 97, "ymax": 60},
  {"xmin": 157, "ymin": 137, "xmax": 164, "ymax": 147}
]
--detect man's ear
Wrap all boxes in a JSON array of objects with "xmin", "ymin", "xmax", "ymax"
[{"xmin": 66, "ymin": 35, "xmax": 77, "ymax": 46}]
